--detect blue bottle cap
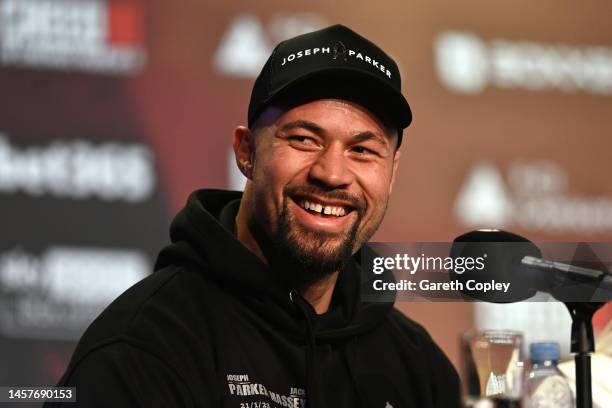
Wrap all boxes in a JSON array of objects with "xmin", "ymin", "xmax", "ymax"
[{"xmin": 530, "ymin": 342, "xmax": 560, "ymax": 364}]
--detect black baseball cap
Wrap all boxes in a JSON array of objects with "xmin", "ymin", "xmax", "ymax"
[{"xmin": 248, "ymin": 24, "xmax": 412, "ymax": 147}]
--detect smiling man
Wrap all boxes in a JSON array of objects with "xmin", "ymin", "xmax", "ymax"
[
  {"xmin": 233, "ymin": 98, "xmax": 401, "ymax": 314},
  {"xmin": 47, "ymin": 25, "xmax": 461, "ymax": 408}
]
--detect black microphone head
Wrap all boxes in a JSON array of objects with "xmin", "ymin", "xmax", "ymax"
[{"xmin": 450, "ymin": 229, "xmax": 542, "ymax": 303}]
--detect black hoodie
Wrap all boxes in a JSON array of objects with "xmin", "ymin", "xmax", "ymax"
[{"xmin": 46, "ymin": 189, "xmax": 461, "ymax": 408}]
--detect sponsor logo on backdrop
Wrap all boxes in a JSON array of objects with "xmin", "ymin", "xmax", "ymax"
[
  {"xmin": 435, "ymin": 31, "xmax": 612, "ymax": 95},
  {"xmin": 0, "ymin": 133, "xmax": 155, "ymax": 202},
  {"xmin": 0, "ymin": 0, "xmax": 146, "ymax": 74},
  {"xmin": 0, "ymin": 246, "xmax": 149, "ymax": 339},
  {"xmin": 455, "ymin": 160, "xmax": 612, "ymax": 233},
  {"xmin": 213, "ymin": 13, "xmax": 327, "ymax": 77}
]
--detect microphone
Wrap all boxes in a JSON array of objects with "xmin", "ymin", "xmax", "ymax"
[
  {"xmin": 522, "ymin": 256, "xmax": 603, "ymax": 277},
  {"xmin": 521, "ymin": 255, "xmax": 612, "ymax": 302},
  {"xmin": 450, "ymin": 229, "xmax": 541, "ymax": 302},
  {"xmin": 450, "ymin": 230, "xmax": 612, "ymax": 303}
]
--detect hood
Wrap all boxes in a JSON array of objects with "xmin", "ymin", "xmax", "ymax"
[{"xmin": 155, "ymin": 189, "xmax": 395, "ymax": 341}]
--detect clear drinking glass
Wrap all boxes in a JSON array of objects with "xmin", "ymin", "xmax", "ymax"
[{"xmin": 461, "ymin": 330, "xmax": 524, "ymax": 408}]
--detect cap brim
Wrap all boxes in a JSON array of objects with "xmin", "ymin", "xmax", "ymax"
[{"xmin": 252, "ymin": 66, "xmax": 412, "ymax": 132}]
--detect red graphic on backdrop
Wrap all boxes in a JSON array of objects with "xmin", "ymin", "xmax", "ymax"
[{"xmin": 108, "ymin": 2, "xmax": 144, "ymax": 45}]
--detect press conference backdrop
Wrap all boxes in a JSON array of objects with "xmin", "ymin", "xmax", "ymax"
[{"xmin": 1, "ymin": 0, "xmax": 611, "ymax": 390}]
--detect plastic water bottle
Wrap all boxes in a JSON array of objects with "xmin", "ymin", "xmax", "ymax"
[{"xmin": 523, "ymin": 342, "xmax": 574, "ymax": 408}]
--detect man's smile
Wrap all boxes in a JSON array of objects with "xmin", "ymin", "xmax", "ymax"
[
  {"xmin": 300, "ymin": 200, "xmax": 348, "ymax": 217},
  {"xmin": 291, "ymin": 193, "xmax": 357, "ymax": 217},
  {"xmin": 287, "ymin": 194, "xmax": 359, "ymax": 234}
]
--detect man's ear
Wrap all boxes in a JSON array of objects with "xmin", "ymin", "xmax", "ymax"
[
  {"xmin": 233, "ymin": 126, "xmax": 256, "ymax": 180},
  {"xmin": 389, "ymin": 149, "xmax": 401, "ymax": 194}
]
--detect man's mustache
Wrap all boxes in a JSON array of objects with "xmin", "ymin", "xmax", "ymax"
[{"xmin": 283, "ymin": 184, "xmax": 366, "ymax": 213}]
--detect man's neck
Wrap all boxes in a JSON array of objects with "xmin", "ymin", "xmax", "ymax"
[
  {"xmin": 235, "ymin": 196, "xmax": 339, "ymax": 314},
  {"xmin": 300, "ymin": 272, "xmax": 339, "ymax": 314}
]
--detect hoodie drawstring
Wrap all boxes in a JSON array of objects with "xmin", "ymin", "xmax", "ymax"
[{"xmin": 290, "ymin": 290, "xmax": 320, "ymax": 408}]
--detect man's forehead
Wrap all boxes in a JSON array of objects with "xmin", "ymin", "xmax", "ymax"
[{"xmin": 253, "ymin": 98, "xmax": 397, "ymax": 143}]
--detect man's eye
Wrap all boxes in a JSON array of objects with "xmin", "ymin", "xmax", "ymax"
[
  {"xmin": 289, "ymin": 136, "xmax": 313, "ymax": 143},
  {"xmin": 351, "ymin": 146, "xmax": 376, "ymax": 155},
  {"xmin": 287, "ymin": 136, "xmax": 319, "ymax": 149}
]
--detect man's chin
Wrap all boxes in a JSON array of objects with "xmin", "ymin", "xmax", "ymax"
[
  {"xmin": 290, "ymin": 225, "xmax": 349, "ymax": 253},
  {"xmin": 280, "ymin": 228, "xmax": 353, "ymax": 275},
  {"xmin": 272, "ymin": 201, "xmax": 361, "ymax": 284}
]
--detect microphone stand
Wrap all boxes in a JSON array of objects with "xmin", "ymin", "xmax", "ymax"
[
  {"xmin": 564, "ymin": 302, "xmax": 604, "ymax": 408},
  {"xmin": 523, "ymin": 256, "xmax": 611, "ymax": 408}
]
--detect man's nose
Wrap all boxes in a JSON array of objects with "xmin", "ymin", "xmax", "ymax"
[{"xmin": 307, "ymin": 145, "xmax": 355, "ymax": 188}]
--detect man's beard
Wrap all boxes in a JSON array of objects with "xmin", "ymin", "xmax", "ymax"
[{"xmin": 271, "ymin": 184, "xmax": 364, "ymax": 289}]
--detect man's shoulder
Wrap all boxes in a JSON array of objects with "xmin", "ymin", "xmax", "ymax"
[
  {"xmin": 66, "ymin": 264, "xmax": 220, "ymax": 373},
  {"xmin": 78, "ymin": 265, "xmax": 202, "ymax": 338},
  {"xmin": 53, "ymin": 264, "xmax": 226, "ymax": 405}
]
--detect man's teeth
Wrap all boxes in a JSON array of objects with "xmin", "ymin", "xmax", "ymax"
[{"xmin": 301, "ymin": 201, "xmax": 347, "ymax": 216}]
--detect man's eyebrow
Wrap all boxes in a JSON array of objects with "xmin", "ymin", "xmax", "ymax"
[
  {"xmin": 351, "ymin": 131, "xmax": 390, "ymax": 149},
  {"xmin": 279, "ymin": 120, "xmax": 324, "ymax": 134}
]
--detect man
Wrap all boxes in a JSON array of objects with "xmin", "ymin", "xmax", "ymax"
[{"xmin": 47, "ymin": 25, "xmax": 461, "ymax": 407}]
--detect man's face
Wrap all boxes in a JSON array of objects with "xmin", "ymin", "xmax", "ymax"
[{"xmin": 246, "ymin": 99, "xmax": 401, "ymax": 276}]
